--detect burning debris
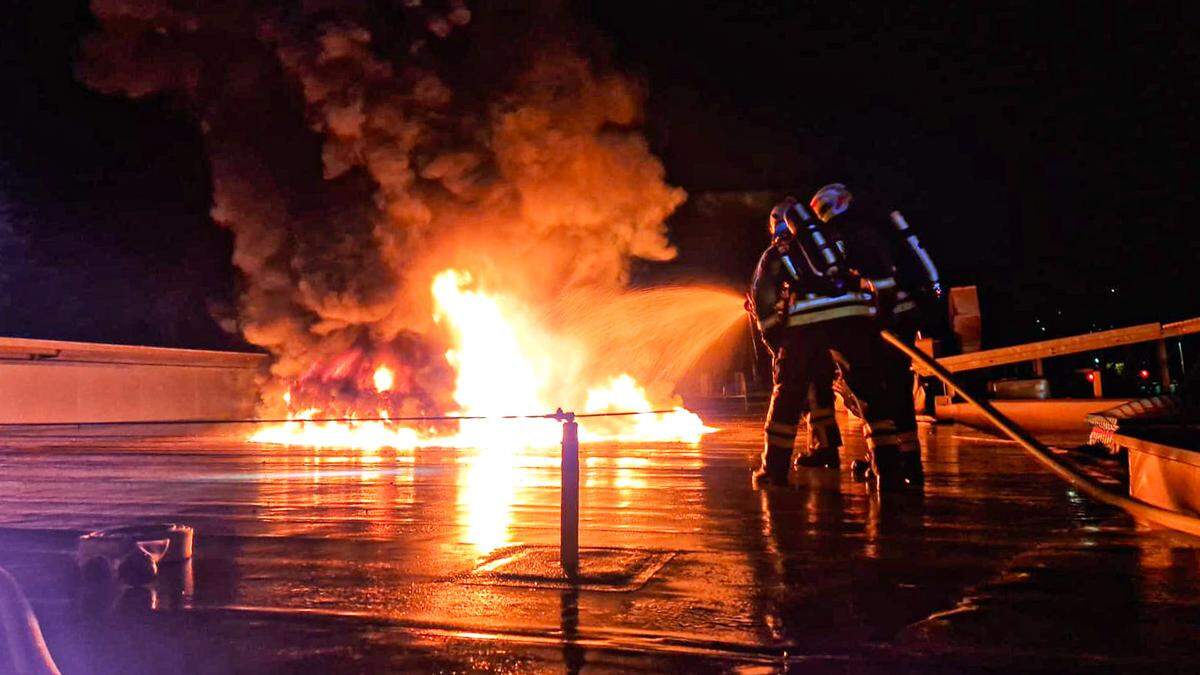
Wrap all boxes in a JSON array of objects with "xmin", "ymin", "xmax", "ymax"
[
  {"xmin": 78, "ymin": 1, "xmax": 740, "ymax": 446},
  {"xmin": 248, "ymin": 269, "xmax": 734, "ymax": 449}
]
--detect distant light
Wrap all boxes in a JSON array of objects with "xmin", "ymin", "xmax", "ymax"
[
  {"xmin": 1086, "ymin": 372, "xmax": 1095, "ymax": 382},
  {"xmin": 1139, "ymin": 369, "xmax": 1150, "ymax": 380},
  {"xmin": 1093, "ymin": 358, "xmax": 1100, "ymax": 364}
]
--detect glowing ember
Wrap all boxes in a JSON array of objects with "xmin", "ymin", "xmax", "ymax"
[
  {"xmin": 373, "ymin": 366, "xmax": 395, "ymax": 393},
  {"xmin": 250, "ymin": 269, "xmax": 720, "ymax": 450}
]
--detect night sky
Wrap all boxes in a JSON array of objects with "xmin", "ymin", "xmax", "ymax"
[{"xmin": 0, "ymin": 1, "xmax": 1196, "ymax": 351}]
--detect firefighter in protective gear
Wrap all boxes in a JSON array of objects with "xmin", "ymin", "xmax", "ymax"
[
  {"xmin": 766, "ymin": 199, "xmax": 846, "ymax": 467},
  {"xmin": 748, "ymin": 197, "xmax": 897, "ymax": 488},
  {"xmin": 810, "ymin": 183, "xmax": 943, "ymax": 485}
]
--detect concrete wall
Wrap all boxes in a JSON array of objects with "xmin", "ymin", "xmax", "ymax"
[{"xmin": 0, "ymin": 337, "xmax": 267, "ymax": 424}]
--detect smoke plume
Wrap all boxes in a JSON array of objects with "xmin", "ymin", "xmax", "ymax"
[{"xmin": 78, "ymin": 1, "xmax": 687, "ymax": 415}]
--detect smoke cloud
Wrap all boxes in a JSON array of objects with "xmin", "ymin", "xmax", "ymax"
[{"xmin": 78, "ymin": 1, "xmax": 686, "ymax": 415}]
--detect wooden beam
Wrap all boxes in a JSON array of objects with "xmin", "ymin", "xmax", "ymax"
[
  {"xmin": 918, "ymin": 323, "xmax": 1164, "ymax": 375},
  {"xmin": 1162, "ymin": 317, "xmax": 1200, "ymax": 338},
  {"xmin": 914, "ymin": 316, "xmax": 1200, "ymax": 375}
]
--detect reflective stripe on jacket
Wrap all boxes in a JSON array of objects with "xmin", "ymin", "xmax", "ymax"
[
  {"xmin": 868, "ymin": 276, "xmax": 919, "ymax": 317},
  {"xmin": 786, "ymin": 291, "xmax": 876, "ymax": 327}
]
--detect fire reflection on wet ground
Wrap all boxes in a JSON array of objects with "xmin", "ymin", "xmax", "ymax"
[{"xmin": 1, "ymin": 417, "xmax": 1199, "ymax": 672}]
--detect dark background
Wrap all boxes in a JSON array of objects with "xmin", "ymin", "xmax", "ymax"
[{"xmin": 0, "ymin": 1, "xmax": 1196, "ymax": 352}]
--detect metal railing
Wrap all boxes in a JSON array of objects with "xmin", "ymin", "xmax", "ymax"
[
  {"xmin": 886, "ymin": 330, "xmax": 1200, "ymax": 539},
  {"xmin": 917, "ymin": 316, "xmax": 1200, "ymax": 391},
  {"xmin": 0, "ymin": 336, "xmax": 267, "ymax": 368}
]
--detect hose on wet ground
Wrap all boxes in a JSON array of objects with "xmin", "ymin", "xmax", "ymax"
[
  {"xmin": 881, "ymin": 329, "xmax": 1200, "ymax": 539},
  {"xmin": 0, "ymin": 566, "xmax": 61, "ymax": 675}
]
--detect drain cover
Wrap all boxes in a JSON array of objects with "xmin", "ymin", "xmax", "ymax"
[{"xmin": 467, "ymin": 546, "xmax": 674, "ymax": 592}]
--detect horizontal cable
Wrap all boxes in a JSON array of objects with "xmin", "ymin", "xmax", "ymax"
[{"xmin": 0, "ymin": 409, "xmax": 681, "ymax": 429}]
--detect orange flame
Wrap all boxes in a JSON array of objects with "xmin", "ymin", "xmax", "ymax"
[{"xmin": 250, "ymin": 269, "xmax": 727, "ymax": 450}]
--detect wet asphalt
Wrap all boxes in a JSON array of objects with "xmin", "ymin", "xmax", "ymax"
[{"xmin": 0, "ymin": 416, "xmax": 1197, "ymax": 673}]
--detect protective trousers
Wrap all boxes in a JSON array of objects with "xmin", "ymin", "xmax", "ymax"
[
  {"xmin": 881, "ymin": 311, "xmax": 921, "ymax": 456},
  {"xmin": 762, "ymin": 317, "xmax": 894, "ymax": 476},
  {"xmin": 804, "ymin": 362, "xmax": 844, "ymax": 455}
]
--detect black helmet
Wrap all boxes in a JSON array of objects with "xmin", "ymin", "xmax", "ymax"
[{"xmin": 768, "ymin": 197, "xmax": 812, "ymax": 240}]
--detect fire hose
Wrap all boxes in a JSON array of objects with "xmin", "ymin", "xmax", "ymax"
[
  {"xmin": 881, "ymin": 330, "xmax": 1200, "ymax": 538},
  {"xmin": 0, "ymin": 567, "xmax": 60, "ymax": 675}
]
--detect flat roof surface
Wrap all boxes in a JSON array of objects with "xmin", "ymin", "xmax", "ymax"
[{"xmin": 0, "ymin": 416, "xmax": 1197, "ymax": 672}]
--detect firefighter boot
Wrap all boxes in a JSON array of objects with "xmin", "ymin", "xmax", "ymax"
[
  {"xmin": 896, "ymin": 430, "xmax": 923, "ymax": 485},
  {"xmin": 794, "ymin": 446, "xmax": 839, "ymax": 469},
  {"xmin": 751, "ymin": 462, "xmax": 791, "ymax": 488},
  {"xmin": 869, "ymin": 445, "xmax": 906, "ymax": 491},
  {"xmin": 752, "ymin": 440, "xmax": 793, "ymax": 489},
  {"xmin": 756, "ymin": 419, "xmax": 798, "ymax": 487},
  {"xmin": 850, "ymin": 457, "xmax": 871, "ymax": 480},
  {"xmin": 900, "ymin": 451, "xmax": 924, "ymax": 485},
  {"xmin": 794, "ymin": 408, "xmax": 840, "ymax": 469},
  {"xmin": 793, "ymin": 421, "xmax": 840, "ymax": 469}
]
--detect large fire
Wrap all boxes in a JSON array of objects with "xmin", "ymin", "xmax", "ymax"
[{"xmin": 250, "ymin": 270, "xmax": 716, "ymax": 450}]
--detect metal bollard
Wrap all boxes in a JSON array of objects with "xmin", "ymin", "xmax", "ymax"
[
  {"xmin": 558, "ymin": 410, "xmax": 580, "ymax": 578},
  {"xmin": 1156, "ymin": 339, "xmax": 1171, "ymax": 389}
]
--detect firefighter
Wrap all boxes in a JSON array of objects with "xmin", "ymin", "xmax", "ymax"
[
  {"xmin": 810, "ymin": 183, "xmax": 943, "ymax": 484},
  {"xmin": 748, "ymin": 197, "xmax": 903, "ymax": 488}
]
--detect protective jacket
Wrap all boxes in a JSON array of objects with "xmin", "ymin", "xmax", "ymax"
[
  {"xmin": 823, "ymin": 219, "xmax": 909, "ymax": 325},
  {"xmin": 749, "ymin": 240, "xmax": 876, "ymax": 349},
  {"xmin": 825, "ymin": 209, "xmax": 942, "ymax": 332}
]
